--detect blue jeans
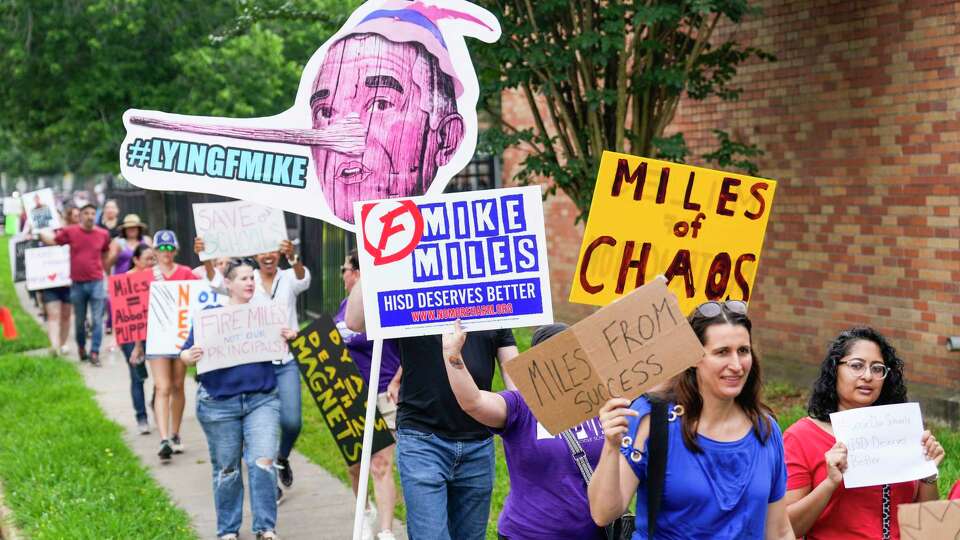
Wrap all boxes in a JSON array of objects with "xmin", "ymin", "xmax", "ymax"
[
  {"xmin": 70, "ymin": 279, "xmax": 105, "ymax": 354},
  {"xmin": 120, "ymin": 342, "xmax": 147, "ymax": 423},
  {"xmin": 274, "ymin": 361, "xmax": 302, "ymax": 459},
  {"xmin": 397, "ymin": 428, "xmax": 494, "ymax": 540},
  {"xmin": 196, "ymin": 386, "xmax": 280, "ymax": 536}
]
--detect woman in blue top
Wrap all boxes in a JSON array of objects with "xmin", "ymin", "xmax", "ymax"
[
  {"xmin": 588, "ymin": 301, "xmax": 795, "ymax": 540},
  {"xmin": 180, "ymin": 259, "xmax": 297, "ymax": 540}
]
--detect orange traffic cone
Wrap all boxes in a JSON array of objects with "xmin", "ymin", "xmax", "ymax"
[{"xmin": 0, "ymin": 306, "xmax": 18, "ymax": 340}]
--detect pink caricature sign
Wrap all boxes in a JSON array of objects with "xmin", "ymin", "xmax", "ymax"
[{"xmin": 119, "ymin": 0, "xmax": 501, "ymax": 229}]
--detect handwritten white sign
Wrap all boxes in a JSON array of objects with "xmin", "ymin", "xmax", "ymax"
[
  {"xmin": 830, "ymin": 403, "xmax": 937, "ymax": 488},
  {"xmin": 193, "ymin": 201, "xmax": 287, "ymax": 261},
  {"xmin": 25, "ymin": 245, "xmax": 71, "ymax": 291},
  {"xmin": 194, "ymin": 301, "xmax": 288, "ymax": 374},
  {"xmin": 146, "ymin": 281, "xmax": 223, "ymax": 356}
]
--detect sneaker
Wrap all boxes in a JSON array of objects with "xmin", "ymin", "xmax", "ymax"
[
  {"xmin": 276, "ymin": 486, "xmax": 285, "ymax": 506},
  {"xmin": 78, "ymin": 347, "xmax": 89, "ymax": 362},
  {"xmin": 59, "ymin": 345, "xmax": 70, "ymax": 355},
  {"xmin": 171, "ymin": 434, "xmax": 184, "ymax": 454},
  {"xmin": 376, "ymin": 531, "xmax": 397, "ymax": 540},
  {"xmin": 137, "ymin": 420, "xmax": 150, "ymax": 435},
  {"xmin": 158, "ymin": 439, "xmax": 173, "ymax": 461},
  {"xmin": 277, "ymin": 457, "xmax": 293, "ymax": 487},
  {"xmin": 218, "ymin": 535, "xmax": 238, "ymax": 540},
  {"xmin": 256, "ymin": 531, "xmax": 279, "ymax": 540},
  {"xmin": 89, "ymin": 352, "xmax": 101, "ymax": 367}
]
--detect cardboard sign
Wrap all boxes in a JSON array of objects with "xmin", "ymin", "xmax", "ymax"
[
  {"xmin": 194, "ymin": 301, "xmax": 288, "ymax": 374},
  {"xmin": 569, "ymin": 152, "xmax": 777, "ymax": 317},
  {"xmin": 119, "ymin": 0, "xmax": 502, "ymax": 230},
  {"xmin": 24, "ymin": 246, "xmax": 71, "ymax": 291},
  {"xmin": 146, "ymin": 280, "xmax": 223, "ymax": 356},
  {"xmin": 193, "ymin": 201, "xmax": 288, "ymax": 261},
  {"xmin": 354, "ymin": 185, "xmax": 553, "ymax": 339},
  {"xmin": 9, "ymin": 236, "xmax": 34, "ymax": 283},
  {"xmin": 504, "ymin": 278, "xmax": 703, "ymax": 434},
  {"xmin": 108, "ymin": 271, "xmax": 154, "ymax": 344},
  {"xmin": 290, "ymin": 315, "xmax": 395, "ymax": 465},
  {"xmin": 22, "ymin": 188, "xmax": 61, "ymax": 232},
  {"xmin": 899, "ymin": 500, "xmax": 960, "ymax": 540},
  {"xmin": 830, "ymin": 402, "xmax": 937, "ymax": 489}
]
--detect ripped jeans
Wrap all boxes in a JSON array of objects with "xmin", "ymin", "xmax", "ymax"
[{"xmin": 196, "ymin": 385, "xmax": 280, "ymax": 536}]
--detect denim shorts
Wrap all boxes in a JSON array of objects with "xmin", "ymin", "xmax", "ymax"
[{"xmin": 41, "ymin": 286, "xmax": 71, "ymax": 304}]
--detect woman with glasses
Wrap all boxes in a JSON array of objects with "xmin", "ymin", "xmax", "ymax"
[
  {"xmin": 180, "ymin": 258, "xmax": 296, "ymax": 540},
  {"xmin": 588, "ymin": 300, "xmax": 795, "ymax": 540},
  {"xmin": 783, "ymin": 327, "xmax": 945, "ymax": 539},
  {"xmin": 149, "ymin": 229, "xmax": 201, "ymax": 461}
]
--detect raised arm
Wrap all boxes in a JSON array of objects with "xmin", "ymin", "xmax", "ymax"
[
  {"xmin": 442, "ymin": 320, "xmax": 507, "ymax": 429},
  {"xmin": 345, "ymin": 276, "xmax": 365, "ymax": 332},
  {"xmin": 194, "ymin": 237, "xmax": 216, "ymax": 281},
  {"xmin": 496, "ymin": 343, "xmax": 519, "ymax": 391},
  {"xmin": 588, "ymin": 398, "xmax": 641, "ymax": 526}
]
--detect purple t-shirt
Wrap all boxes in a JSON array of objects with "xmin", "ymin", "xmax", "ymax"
[
  {"xmin": 491, "ymin": 390, "xmax": 606, "ymax": 540},
  {"xmin": 334, "ymin": 299, "xmax": 400, "ymax": 393}
]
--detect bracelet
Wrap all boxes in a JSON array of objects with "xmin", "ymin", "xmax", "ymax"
[{"xmin": 920, "ymin": 474, "xmax": 939, "ymax": 485}]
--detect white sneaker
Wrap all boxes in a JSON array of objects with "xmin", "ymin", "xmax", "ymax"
[
  {"xmin": 361, "ymin": 507, "xmax": 375, "ymax": 540},
  {"xmin": 376, "ymin": 531, "xmax": 397, "ymax": 540}
]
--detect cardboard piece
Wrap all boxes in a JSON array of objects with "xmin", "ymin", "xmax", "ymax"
[
  {"xmin": 24, "ymin": 245, "xmax": 71, "ymax": 291},
  {"xmin": 146, "ymin": 281, "xmax": 223, "ymax": 356},
  {"xmin": 290, "ymin": 315, "xmax": 395, "ymax": 466},
  {"xmin": 899, "ymin": 500, "xmax": 960, "ymax": 540},
  {"xmin": 108, "ymin": 271, "xmax": 154, "ymax": 344},
  {"xmin": 21, "ymin": 188, "xmax": 61, "ymax": 232},
  {"xmin": 355, "ymin": 185, "xmax": 553, "ymax": 339},
  {"xmin": 569, "ymin": 151, "xmax": 777, "ymax": 316},
  {"xmin": 193, "ymin": 201, "xmax": 288, "ymax": 261},
  {"xmin": 194, "ymin": 301, "xmax": 288, "ymax": 374},
  {"xmin": 504, "ymin": 277, "xmax": 703, "ymax": 434}
]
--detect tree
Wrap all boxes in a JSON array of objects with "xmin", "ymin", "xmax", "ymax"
[{"xmin": 475, "ymin": 0, "xmax": 774, "ymax": 221}]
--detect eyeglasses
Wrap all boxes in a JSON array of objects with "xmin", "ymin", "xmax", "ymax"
[
  {"xmin": 156, "ymin": 245, "xmax": 176, "ymax": 252},
  {"xmin": 838, "ymin": 359, "xmax": 890, "ymax": 379},
  {"xmin": 693, "ymin": 300, "xmax": 748, "ymax": 319}
]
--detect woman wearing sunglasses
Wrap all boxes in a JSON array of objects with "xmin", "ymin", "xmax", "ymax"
[
  {"xmin": 149, "ymin": 229, "xmax": 201, "ymax": 461},
  {"xmin": 783, "ymin": 327, "xmax": 946, "ymax": 539},
  {"xmin": 588, "ymin": 300, "xmax": 795, "ymax": 539}
]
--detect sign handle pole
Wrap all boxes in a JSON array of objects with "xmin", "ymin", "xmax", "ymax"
[{"xmin": 352, "ymin": 338, "xmax": 383, "ymax": 540}]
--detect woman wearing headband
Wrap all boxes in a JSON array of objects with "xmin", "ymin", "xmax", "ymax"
[{"xmin": 588, "ymin": 301, "xmax": 794, "ymax": 539}]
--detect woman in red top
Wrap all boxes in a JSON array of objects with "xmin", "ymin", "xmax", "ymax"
[
  {"xmin": 783, "ymin": 327, "xmax": 946, "ymax": 539},
  {"xmin": 149, "ymin": 229, "xmax": 201, "ymax": 461}
]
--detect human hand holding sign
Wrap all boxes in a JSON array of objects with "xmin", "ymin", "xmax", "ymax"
[
  {"xmin": 598, "ymin": 397, "xmax": 639, "ymax": 447},
  {"xmin": 823, "ymin": 442, "xmax": 848, "ymax": 488},
  {"xmin": 181, "ymin": 346, "xmax": 204, "ymax": 366}
]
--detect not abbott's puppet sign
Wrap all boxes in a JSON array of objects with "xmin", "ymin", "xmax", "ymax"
[{"xmin": 119, "ymin": 0, "xmax": 501, "ymax": 230}]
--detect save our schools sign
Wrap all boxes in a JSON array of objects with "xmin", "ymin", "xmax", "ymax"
[
  {"xmin": 355, "ymin": 186, "xmax": 553, "ymax": 339},
  {"xmin": 569, "ymin": 152, "xmax": 777, "ymax": 316}
]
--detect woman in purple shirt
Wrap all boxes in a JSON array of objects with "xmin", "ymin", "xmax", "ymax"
[{"xmin": 442, "ymin": 320, "xmax": 606, "ymax": 540}]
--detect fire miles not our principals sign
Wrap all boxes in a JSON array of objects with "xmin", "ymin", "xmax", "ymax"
[{"xmin": 355, "ymin": 186, "xmax": 553, "ymax": 339}]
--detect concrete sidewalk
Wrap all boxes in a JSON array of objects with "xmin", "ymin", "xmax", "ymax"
[{"xmin": 16, "ymin": 283, "xmax": 404, "ymax": 540}]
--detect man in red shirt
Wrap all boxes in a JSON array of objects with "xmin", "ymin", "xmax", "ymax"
[{"xmin": 41, "ymin": 204, "xmax": 111, "ymax": 366}]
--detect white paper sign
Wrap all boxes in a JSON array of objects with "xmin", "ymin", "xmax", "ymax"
[
  {"xmin": 830, "ymin": 403, "xmax": 937, "ymax": 488},
  {"xmin": 3, "ymin": 197, "xmax": 22, "ymax": 215},
  {"xmin": 194, "ymin": 301, "xmax": 288, "ymax": 374},
  {"xmin": 22, "ymin": 188, "xmax": 61, "ymax": 232},
  {"xmin": 146, "ymin": 281, "xmax": 223, "ymax": 356},
  {"xmin": 355, "ymin": 185, "xmax": 553, "ymax": 339},
  {"xmin": 193, "ymin": 201, "xmax": 288, "ymax": 261},
  {"xmin": 25, "ymin": 246, "xmax": 71, "ymax": 291}
]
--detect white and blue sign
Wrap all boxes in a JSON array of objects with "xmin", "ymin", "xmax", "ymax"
[{"xmin": 355, "ymin": 186, "xmax": 553, "ymax": 339}]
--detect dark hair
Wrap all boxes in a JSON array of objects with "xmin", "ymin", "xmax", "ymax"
[
  {"xmin": 532, "ymin": 323, "xmax": 569, "ymax": 346},
  {"xmin": 658, "ymin": 305, "xmax": 774, "ymax": 453},
  {"xmin": 347, "ymin": 248, "xmax": 359, "ymax": 271},
  {"xmin": 80, "ymin": 203, "xmax": 97, "ymax": 212},
  {"xmin": 807, "ymin": 327, "xmax": 908, "ymax": 421},
  {"xmin": 224, "ymin": 258, "xmax": 257, "ymax": 279},
  {"xmin": 132, "ymin": 244, "xmax": 152, "ymax": 261}
]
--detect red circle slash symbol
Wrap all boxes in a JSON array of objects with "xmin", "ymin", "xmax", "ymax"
[{"xmin": 360, "ymin": 200, "xmax": 424, "ymax": 266}]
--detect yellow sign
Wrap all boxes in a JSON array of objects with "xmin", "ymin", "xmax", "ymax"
[{"xmin": 570, "ymin": 151, "xmax": 777, "ymax": 315}]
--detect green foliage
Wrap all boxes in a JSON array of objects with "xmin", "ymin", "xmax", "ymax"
[
  {"xmin": 475, "ymin": 0, "xmax": 775, "ymax": 221},
  {"xmin": 0, "ymin": 354, "xmax": 196, "ymax": 538}
]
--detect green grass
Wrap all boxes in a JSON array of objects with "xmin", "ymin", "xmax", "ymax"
[
  {"xmin": 0, "ymin": 354, "xmax": 196, "ymax": 539},
  {"xmin": 0, "ymin": 235, "xmax": 50, "ymax": 353}
]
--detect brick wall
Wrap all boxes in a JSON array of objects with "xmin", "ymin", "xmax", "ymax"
[{"xmin": 500, "ymin": 0, "xmax": 960, "ymax": 388}]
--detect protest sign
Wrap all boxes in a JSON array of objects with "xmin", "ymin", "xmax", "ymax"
[
  {"xmin": 830, "ymin": 403, "xmax": 937, "ymax": 489},
  {"xmin": 899, "ymin": 500, "xmax": 960, "ymax": 540},
  {"xmin": 194, "ymin": 301, "xmax": 288, "ymax": 374},
  {"xmin": 24, "ymin": 246, "xmax": 71, "ymax": 291},
  {"xmin": 569, "ymin": 152, "xmax": 777, "ymax": 317},
  {"xmin": 119, "ymin": 0, "xmax": 501, "ymax": 230},
  {"xmin": 108, "ymin": 271, "xmax": 154, "ymax": 344},
  {"xmin": 193, "ymin": 201, "xmax": 288, "ymax": 260},
  {"xmin": 354, "ymin": 185, "xmax": 552, "ymax": 339},
  {"xmin": 504, "ymin": 277, "xmax": 703, "ymax": 434},
  {"xmin": 9, "ymin": 236, "xmax": 33, "ymax": 283},
  {"xmin": 146, "ymin": 281, "xmax": 223, "ymax": 355},
  {"xmin": 21, "ymin": 188, "xmax": 61, "ymax": 232},
  {"xmin": 290, "ymin": 315, "xmax": 395, "ymax": 466}
]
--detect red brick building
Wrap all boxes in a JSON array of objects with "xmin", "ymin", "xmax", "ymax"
[{"xmin": 500, "ymin": 0, "xmax": 960, "ymax": 390}]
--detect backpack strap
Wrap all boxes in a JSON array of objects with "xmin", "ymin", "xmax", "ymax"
[{"xmin": 646, "ymin": 397, "xmax": 670, "ymax": 540}]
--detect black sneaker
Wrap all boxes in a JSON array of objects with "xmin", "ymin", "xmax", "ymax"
[
  {"xmin": 158, "ymin": 439, "xmax": 173, "ymax": 461},
  {"xmin": 78, "ymin": 347, "xmax": 89, "ymax": 362},
  {"xmin": 171, "ymin": 434, "xmax": 184, "ymax": 454},
  {"xmin": 89, "ymin": 352, "xmax": 101, "ymax": 367},
  {"xmin": 276, "ymin": 486, "xmax": 285, "ymax": 506},
  {"xmin": 277, "ymin": 457, "xmax": 293, "ymax": 488}
]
